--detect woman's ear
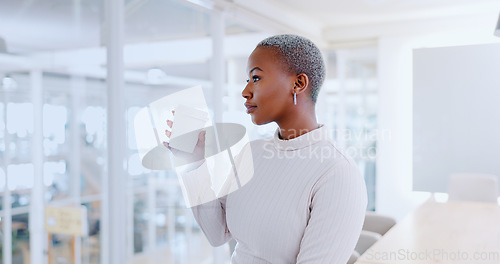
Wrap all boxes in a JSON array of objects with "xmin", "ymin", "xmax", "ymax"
[{"xmin": 294, "ymin": 73, "xmax": 309, "ymax": 94}]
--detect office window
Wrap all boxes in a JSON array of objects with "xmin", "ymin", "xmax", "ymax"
[{"xmin": 324, "ymin": 48, "xmax": 378, "ymax": 211}]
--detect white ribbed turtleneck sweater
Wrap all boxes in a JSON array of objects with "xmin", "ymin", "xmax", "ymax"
[{"xmin": 179, "ymin": 125, "xmax": 367, "ymax": 263}]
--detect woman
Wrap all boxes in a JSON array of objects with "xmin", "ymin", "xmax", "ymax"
[{"xmin": 165, "ymin": 34, "xmax": 367, "ymax": 263}]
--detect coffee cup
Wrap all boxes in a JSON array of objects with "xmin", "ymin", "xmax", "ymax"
[{"xmin": 168, "ymin": 104, "xmax": 209, "ymax": 153}]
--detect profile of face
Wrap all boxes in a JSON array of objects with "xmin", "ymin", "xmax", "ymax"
[{"xmin": 242, "ymin": 47, "xmax": 296, "ymax": 125}]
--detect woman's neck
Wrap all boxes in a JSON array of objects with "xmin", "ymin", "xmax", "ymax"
[{"xmin": 277, "ymin": 110, "xmax": 319, "ymax": 140}]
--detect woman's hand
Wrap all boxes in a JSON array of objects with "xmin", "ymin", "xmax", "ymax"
[{"xmin": 163, "ymin": 110, "xmax": 206, "ymax": 164}]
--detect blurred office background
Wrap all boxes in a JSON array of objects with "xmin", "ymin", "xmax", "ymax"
[{"xmin": 0, "ymin": 0, "xmax": 499, "ymax": 263}]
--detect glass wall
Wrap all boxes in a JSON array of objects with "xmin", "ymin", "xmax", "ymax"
[
  {"xmin": 1, "ymin": 73, "xmax": 33, "ymax": 263},
  {"xmin": 0, "ymin": 0, "xmax": 105, "ymax": 262}
]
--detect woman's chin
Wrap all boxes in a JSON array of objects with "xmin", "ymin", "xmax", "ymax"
[
  {"xmin": 251, "ymin": 116, "xmax": 270, "ymax": 126},
  {"xmin": 251, "ymin": 116, "xmax": 262, "ymax": 125}
]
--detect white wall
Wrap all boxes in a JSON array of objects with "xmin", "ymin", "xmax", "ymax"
[
  {"xmin": 375, "ymin": 28, "xmax": 500, "ymax": 220},
  {"xmin": 413, "ymin": 43, "xmax": 500, "ymax": 193}
]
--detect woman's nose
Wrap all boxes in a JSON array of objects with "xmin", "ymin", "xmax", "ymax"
[{"xmin": 242, "ymin": 83, "xmax": 252, "ymax": 99}]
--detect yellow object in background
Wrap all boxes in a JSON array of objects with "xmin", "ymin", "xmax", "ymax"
[{"xmin": 44, "ymin": 206, "xmax": 88, "ymax": 236}]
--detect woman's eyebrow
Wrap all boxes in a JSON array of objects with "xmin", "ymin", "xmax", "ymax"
[{"xmin": 249, "ymin": 67, "xmax": 263, "ymax": 75}]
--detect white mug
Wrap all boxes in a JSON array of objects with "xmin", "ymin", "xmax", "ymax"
[{"xmin": 169, "ymin": 104, "xmax": 209, "ymax": 153}]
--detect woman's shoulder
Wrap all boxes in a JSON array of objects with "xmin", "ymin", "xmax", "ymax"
[
  {"xmin": 311, "ymin": 139, "xmax": 364, "ymax": 181},
  {"xmin": 313, "ymin": 139, "xmax": 356, "ymax": 165}
]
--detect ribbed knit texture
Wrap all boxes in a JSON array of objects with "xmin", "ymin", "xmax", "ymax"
[{"xmin": 180, "ymin": 125, "xmax": 367, "ymax": 263}]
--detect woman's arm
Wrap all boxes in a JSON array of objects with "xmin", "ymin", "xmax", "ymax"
[
  {"xmin": 177, "ymin": 141, "xmax": 254, "ymax": 247},
  {"xmin": 296, "ymin": 159, "xmax": 367, "ymax": 263},
  {"xmin": 178, "ymin": 161, "xmax": 232, "ymax": 246},
  {"xmin": 192, "ymin": 194, "xmax": 231, "ymax": 247}
]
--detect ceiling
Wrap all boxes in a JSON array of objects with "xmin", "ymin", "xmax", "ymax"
[
  {"xmin": 0, "ymin": 0, "xmax": 251, "ymax": 53},
  {"xmin": 1, "ymin": 0, "xmax": 499, "ymax": 53},
  {"xmin": 278, "ymin": 0, "xmax": 500, "ymax": 26}
]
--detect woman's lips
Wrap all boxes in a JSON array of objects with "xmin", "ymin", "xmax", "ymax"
[
  {"xmin": 246, "ymin": 106, "xmax": 257, "ymax": 114},
  {"xmin": 244, "ymin": 103, "xmax": 257, "ymax": 114}
]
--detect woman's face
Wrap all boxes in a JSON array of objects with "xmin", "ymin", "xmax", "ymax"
[{"xmin": 242, "ymin": 47, "xmax": 295, "ymax": 125}]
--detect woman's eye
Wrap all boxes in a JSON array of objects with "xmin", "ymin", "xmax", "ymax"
[{"xmin": 252, "ymin": 76, "xmax": 260, "ymax": 82}]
